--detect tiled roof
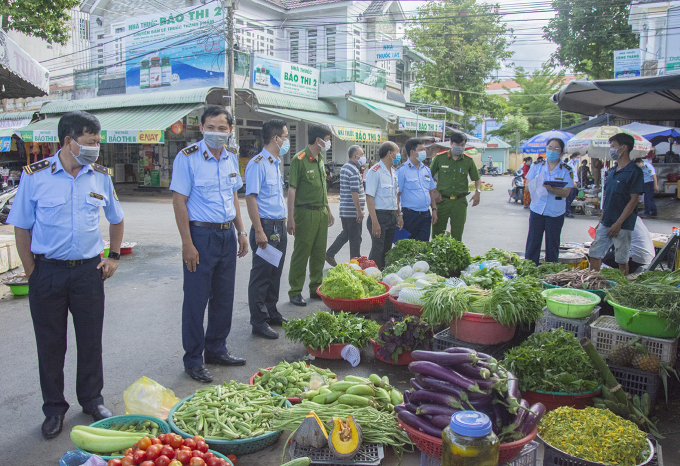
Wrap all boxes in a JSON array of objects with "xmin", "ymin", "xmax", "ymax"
[{"xmin": 365, "ymin": 0, "xmax": 388, "ymax": 15}]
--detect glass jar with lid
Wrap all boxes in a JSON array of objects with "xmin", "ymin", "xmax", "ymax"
[{"xmin": 441, "ymin": 411, "xmax": 499, "ymax": 466}]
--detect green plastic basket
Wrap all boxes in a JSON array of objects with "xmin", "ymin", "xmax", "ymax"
[
  {"xmin": 8, "ymin": 284, "xmax": 28, "ymax": 296},
  {"xmin": 76, "ymin": 414, "xmax": 171, "ymax": 460},
  {"xmin": 609, "ymin": 300, "xmax": 680, "ymax": 338},
  {"xmin": 541, "ymin": 288, "xmax": 601, "ymax": 318},
  {"xmin": 168, "ymin": 394, "xmax": 291, "ymax": 456},
  {"xmin": 541, "ymin": 280, "xmax": 616, "ymax": 300}
]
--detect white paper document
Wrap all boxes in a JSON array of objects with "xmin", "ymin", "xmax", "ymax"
[
  {"xmin": 528, "ymin": 173, "xmax": 548, "ymax": 200},
  {"xmin": 256, "ymin": 245, "xmax": 283, "ymax": 267}
]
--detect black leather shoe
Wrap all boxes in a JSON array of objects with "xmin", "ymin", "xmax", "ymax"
[
  {"xmin": 42, "ymin": 415, "xmax": 64, "ymax": 439},
  {"xmin": 252, "ymin": 324, "xmax": 279, "ymax": 339},
  {"xmin": 269, "ymin": 315, "xmax": 288, "ymax": 326},
  {"xmin": 83, "ymin": 404, "xmax": 112, "ymax": 421},
  {"xmin": 290, "ymin": 294, "xmax": 306, "ymax": 306},
  {"xmin": 205, "ymin": 353, "xmax": 247, "ymax": 366},
  {"xmin": 325, "ymin": 254, "xmax": 337, "ymax": 267},
  {"xmin": 309, "ymin": 292, "xmax": 322, "ymax": 300},
  {"xmin": 185, "ymin": 364, "xmax": 213, "ymax": 383}
]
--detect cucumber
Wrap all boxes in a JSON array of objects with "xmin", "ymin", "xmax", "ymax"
[
  {"xmin": 329, "ymin": 381, "xmax": 361, "ymax": 392},
  {"xmin": 281, "ymin": 458, "xmax": 311, "ymax": 466},
  {"xmin": 338, "ymin": 394, "xmax": 372, "ymax": 407},
  {"xmin": 390, "ymin": 389, "xmax": 404, "ymax": 405},
  {"xmin": 304, "ymin": 390, "xmax": 319, "ymax": 400},
  {"xmin": 346, "ymin": 385, "xmax": 375, "ymax": 397},
  {"xmin": 312, "ymin": 391, "xmax": 341, "ymax": 404}
]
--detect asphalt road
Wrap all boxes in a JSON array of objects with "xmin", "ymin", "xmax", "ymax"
[{"xmin": 1, "ymin": 176, "xmax": 678, "ymax": 466}]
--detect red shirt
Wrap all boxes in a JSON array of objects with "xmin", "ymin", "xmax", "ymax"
[{"xmin": 521, "ymin": 163, "xmax": 531, "ymax": 177}]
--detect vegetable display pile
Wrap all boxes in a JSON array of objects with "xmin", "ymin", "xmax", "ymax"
[
  {"xmin": 634, "ymin": 269, "xmax": 680, "ymax": 287},
  {"xmin": 300, "ymin": 373, "xmax": 403, "ymax": 412},
  {"xmin": 350, "ymin": 256, "xmax": 377, "ymax": 270},
  {"xmin": 377, "ymin": 317, "xmax": 434, "ymax": 362},
  {"xmin": 397, "ymin": 349, "xmax": 546, "ymax": 443},
  {"xmin": 539, "ymin": 407, "xmax": 649, "ymax": 466},
  {"xmin": 473, "ymin": 248, "xmax": 521, "ymax": 267},
  {"xmin": 549, "ymin": 294, "xmax": 595, "ymax": 304},
  {"xmin": 385, "ymin": 239, "xmax": 431, "ymax": 269},
  {"xmin": 319, "ymin": 265, "xmax": 386, "ymax": 299},
  {"xmin": 384, "ymin": 234, "xmax": 471, "ymax": 278},
  {"xmin": 172, "ymin": 382, "xmax": 287, "ymax": 440},
  {"xmin": 606, "ymin": 283, "xmax": 680, "ymax": 332},
  {"xmin": 252, "ymin": 361, "xmax": 337, "ymax": 398},
  {"xmin": 516, "ymin": 260, "xmax": 569, "ymax": 279},
  {"xmin": 502, "ymin": 328, "xmax": 600, "ymax": 394},
  {"xmin": 461, "ymin": 267, "xmax": 505, "ymax": 290},
  {"xmin": 384, "ymin": 262, "xmax": 446, "ymax": 304},
  {"xmin": 283, "ymin": 311, "xmax": 380, "ymax": 350},
  {"xmin": 543, "ymin": 269, "xmax": 612, "ymax": 290}
]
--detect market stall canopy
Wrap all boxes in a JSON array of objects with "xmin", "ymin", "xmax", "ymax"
[
  {"xmin": 347, "ymin": 96, "xmax": 444, "ymax": 136},
  {"xmin": 566, "ymin": 126, "xmax": 652, "ymax": 159},
  {"xmin": 0, "ymin": 31, "xmax": 49, "ymax": 99},
  {"xmin": 620, "ymin": 122, "xmax": 680, "ymax": 145},
  {"xmin": 237, "ymin": 88, "xmax": 336, "ymax": 114},
  {"xmin": 520, "ymin": 130, "xmax": 575, "ymax": 154},
  {"xmin": 552, "ymin": 75, "xmax": 680, "ymax": 120},
  {"xmin": 560, "ymin": 114, "xmax": 611, "ymax": 134},
  {"xmin": 0, "ymin": 111, "xmax": 35, "ymax": 151}
]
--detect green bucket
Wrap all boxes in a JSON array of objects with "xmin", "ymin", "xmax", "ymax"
[
  {"xmin": 541, "ymin": 280, "xmax": 616, "ymax": 300},
  {"xmin": 608, "ymin": 300, "xmax": 680, "ymax": 339},
  {"xmin": 541, "ymin": 288, "xmax": 601, "ymax": 318},
  {"xmin": 8, "ymin": 284, "xmax": 28, "ymax": 296}
]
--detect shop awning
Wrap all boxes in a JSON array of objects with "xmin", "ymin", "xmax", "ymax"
[
  {"xmin": 348, "ymin": 96, "xmax": 444, "ymax": 134},
  {"xmin": 236, "ymin": 88, "xmax": 337, "ymax": 114},
  {"xmin": 259, "ymin": 107, "xmax": 387, "ymax": 144},
  {"xmin": 0, "ymin": 31, "xmax": 49, "ymax": 99},
  {"xmin": 19, "ymin": 103, "xmax": 201, "ymax": 144}
]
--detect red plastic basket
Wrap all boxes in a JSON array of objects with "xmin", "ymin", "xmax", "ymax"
[
  {"xmin": 305, "ymin": 343, "xmax": 348, "ymax": 359},
  {"xmin": 399, "ymin": 420, "xmax": 537, "ymax": 462},
  {"xmin": 450, "ymin": 312, "xmax": 516, "ymax": 345},
  {"xmin": 248, "ymin": 366, "xmax": 302, "ymax": 404},
  {"xmin": 316, "ymin": 282, "xmax": 391, "ymax": 313},
  {"xmin": 521, "ymin": 387, "xmax": 601, "ymax": 412},
  {"xmin": 370, "ymin": 339, "xmax": 416, "ymax": 365},
  {"xmin": 388, "ymin": 296, "xmax": 423, "ymax": 316}
]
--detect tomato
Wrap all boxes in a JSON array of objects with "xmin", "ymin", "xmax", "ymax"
[
  {"xmin": 133, "ymin": 450, "xmax": 147, "ymax": 463},
  {"xmin": 220, "ymin": 459, "xmax": 229, "ymax": 466},
  {"xmin": 146, "ymin": 444, "xmax": 162, "ymax": 461},
  {"xmin": 124, "ymin": 449, "xmax": 133, "ymax": 456},
  {"xmin": 151, "ymin": 438, "xmax": 162, "ymax": 445},
  {"xmin": 107, "ymin": 460, "xmax": 123, "ymax": 466},
  {"xmin": 141, "ymin": 462, "xmax": 155, "ymax": 466},
  {"xmin": 168, "ymin": 434, "xmax": 184, "ymax": 449},
  {"xmin": 169, "ymin": 461, "xmax": 183, "ymax": 466},
  {"xmin": 203, "ymin": 453, "xmax": 214, "ymax": 460},
  {"xmin": 155, "ymin": 456, "xmax": 171, "ymax": 466},
  {"xmin": 205, "ymin": 458, "xmax": 221, "ymax": 466},
  {"xmin": 139, "ymin": 437, "xmax": 153, "ymax": 450},
  {"xmin": 176, "ymin": 450, "xmax": 193, "ymax": 465},
  {"xmin": 161, "ymin": 445, "xmax": 175, "ymax": 459},
  {"xmin": 183, "ymin": 439, "xmax": 196, "ymax": 450},
  {"xmin": 120, "ymin": 457, "xmax": 136, "ymax": 466},
  {"xmin": 189, "ymin": 458, "xmax": 206, "ymax": 466},
  {"xmin": 191, "ymin": 450, "xmax": 204, "ymax": 459},
  {"xmin": 157, "ymin": 434, "xmax": 166, "ymax": 443},
  {"xmin": 195, "ymin": 440, "xmax": 209, "ymax": 453},
  {"xmin": 191, "ymin": 436, "xmax": 205, "ymax": 444},
  {"xmin": 180, "ymin": 446, "xmax": 192, "ymax": 452}
]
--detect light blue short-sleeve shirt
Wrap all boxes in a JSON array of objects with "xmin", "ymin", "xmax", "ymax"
[
  {"xmin": 641, "ymin": 160, "xmax": 656, "ymax": 184},
  {"xmin": 7, "ymin": 152, "xmax": 124, "ymax": 260},
  {"xmin": 526, "ymin": 160, "xmax": 574, "ymax": 217},
  {"xmin": 169, "ymin": 139, "xmax": 243, "ymax": 223},
  {"xmin": 244, "ymin": 148, "xmax": 286, "ymax": 219},
  {"xmin": 397, "ymin": 160, "xmax": 436, "ymax": 211},
  {"xmin": 365, "ymin": 159, "xmax": 398, "ymax": 210}
]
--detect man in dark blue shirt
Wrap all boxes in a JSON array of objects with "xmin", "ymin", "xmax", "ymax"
[{"xmin": 589, "ymin": 133, "xmax": 644, "ymax": 275}]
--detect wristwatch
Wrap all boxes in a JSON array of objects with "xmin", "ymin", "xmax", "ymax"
[
  {"xmin": 432, "ymin": 207, "xmax": 437, "ymax": 211},
  {"xmin": 107, "ymin": 251, "xmax": 121, "ymax": 260},
  {"xmin": 475, "ymin": 189, "xmax": 482, "ymax": 193},
  {"xmin": 238, "ymin": 231, "xmax": 248, "ymax": 237}
]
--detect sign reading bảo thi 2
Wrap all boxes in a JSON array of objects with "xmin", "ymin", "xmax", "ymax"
[
  {"xmin": 333, "ymin": 126, "xmax": 386, "ymax": 143},
  {"xmin": 251, "ymin": 54, "xmax": 319, "ymax": 99}
]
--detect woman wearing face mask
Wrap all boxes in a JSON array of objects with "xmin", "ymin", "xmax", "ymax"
[{"xmin": 524, "ymin": 138, "xmax": 575, "ymax": 265}]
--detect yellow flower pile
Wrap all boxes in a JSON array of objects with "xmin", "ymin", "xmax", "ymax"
[{"xmin": 539, "ymin": 407, "xmax": 649, "ymax": 466}]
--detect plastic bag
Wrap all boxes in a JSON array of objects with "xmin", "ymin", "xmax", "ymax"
[
  {"xmin": 59, "ymin": 451, "xmax": 93, "ymax": 466},
  {"xmin": 123, "ymin": 376, "xmax": 180, "ymax": 419}
]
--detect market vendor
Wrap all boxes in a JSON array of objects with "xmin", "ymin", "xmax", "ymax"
[
  {"xmin": 8, "ymin": 111, "xmax": 124, "ymax": 439},
  {"xmin": 396, "ymin": 138, "xmax": 438, "ymax": 241},
  {"xmin": 634, "ymin": 156, "xmax": 658, "ymax": 218},
  {"xmin": 287, "ymin": 124, "xmax": 335, "ymax": 306},
  {"xmin": 430, "ymin": 132, "xmax": 481, "ymax": 241},
  {"xmin": 245, "ymin": 119, "xmax": 289, "ymax": 340},
  {"xmin": 602, "ymin": 218, "xmax": 655, "ymax": 274},
  {"xmin": 589, "ymin": 133, "xmax": 644, "ymax": 275},
  {"xmin": 170, "ymin": 105, "xmax": 249, "ymax": 384},
  {"xmin": 365, "ymin": 141, "xmax": 402, "ymax": 269}
]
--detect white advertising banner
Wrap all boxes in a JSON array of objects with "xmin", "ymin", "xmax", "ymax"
[
  {"xmin": 0, "ymin": 30, "xmax": 50, "ymax": 94},
  {"xmin": 250, "ymin": 54, "xmax": 319, "ymax": 99}
]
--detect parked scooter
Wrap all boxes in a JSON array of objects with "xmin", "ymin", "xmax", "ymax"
[
  {"xmin": 479, "ymin": 164, "xmax": 500, "ymax": 177},
  {"xmin": 508, "ymin": 169, "xmax": 524, "ymax": 203},
  {"xmin": 0, "ymin": 182, "xmax": 18, "ymax": 224}
]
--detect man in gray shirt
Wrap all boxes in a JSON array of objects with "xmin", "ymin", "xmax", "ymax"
[{"xmin": 326, "ymin": 145, "xmax": 366, "ymax": 265}]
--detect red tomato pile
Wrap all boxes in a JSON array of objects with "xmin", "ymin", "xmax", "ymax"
[
  {"xmin": 351, "ymin": 256, "xmax": 377, "ymax": 269},
  {"xmin": 105, "ymin": 433, "xmax": 229, "ymax": 466}
]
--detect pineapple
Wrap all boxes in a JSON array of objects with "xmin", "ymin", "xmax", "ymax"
[
  {"xmin": 631, "ymin": 343, "xmax": 660, "ymax": 373},
  {"xmin": 609, "ymin": 338, "xmax": 638, "ymax": 366}
]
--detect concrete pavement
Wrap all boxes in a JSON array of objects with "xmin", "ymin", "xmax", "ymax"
[{"xmin": 1, "ymin": 176, "xmax": 678, "ymax": 466}]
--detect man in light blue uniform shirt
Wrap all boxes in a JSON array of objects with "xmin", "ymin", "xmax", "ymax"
[
  {"xmin": 397, "ymin": 138, "xmax": 438, "ymax": 241},
  {"xmin": 365, "ymin": 141, "xmax": 403, "ymax": 268},
  {"xmin": 8, "ymin": 111, "xmax": 124, "ymax": 439},
  {"xmin": 245, "ymin": 119, "xmax": 288, "ymax": 340},
  {"xmin": 170, "ymin": 105, "xmax": 249, "ymax": 383}
]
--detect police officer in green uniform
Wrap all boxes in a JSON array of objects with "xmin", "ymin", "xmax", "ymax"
[
  {"xmin": 287, "ymin": 124, "xmax": 335, "ymax": 306},
  {"xmin": 430, "ymin": 132, "xmax": 481, "ymax": 241}
]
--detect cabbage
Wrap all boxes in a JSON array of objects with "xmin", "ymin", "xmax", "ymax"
[
  {"xmin": 397, "ymin": 287, "xmax": 427, "ymax": 305},
  {"xmin": 363, "ymin": 267, "xmax": 382, "ymax": 280},
  {"xmin": 348, "ymin": 263, "xmax": 362, "ymax": 271},
  {"xmin": 415, "ymin": 279, "xmax": 432, "ymax": 289},
  {"xmin": 397, "ymin": 266, "xmax": 414, "ymax": 279},
  {"xmin": 411, "ymin": 272, "xmax": 427, "ymax": 280},
  {"xmin": 413, "ymin": 261, "xmax": 430, "ymax": 273},
  {"xmin": 388, "ymin": 281, "xmax": 415, "ymax": 297},
  {"xmin": 382, "ymin": 273, "xmax": 403, "ymax": 287}
]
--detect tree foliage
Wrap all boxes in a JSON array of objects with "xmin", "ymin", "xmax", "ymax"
[
  {"xmin": 543, "ymin": 0, "xmax": 638, "ymax": 79},
  {"xmin": 1, "ymin": 0, "xmax": 81, "ymax": 45},
  {"xmin": 405, "ymin": 0, "xmax": 513, "ymax": 122},
  {"xmin": 489, "ymin": 114, "xmax": 528, "ymax": 151}
]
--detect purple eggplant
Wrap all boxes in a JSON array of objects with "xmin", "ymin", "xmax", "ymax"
[
  {"xmin": 511, "ymin": 399, "xmax": 530, "ymax": 431},
  {"xmin": 442, "ymin": 347, "xmax": 477, "ymax": 354},
  {"xmin": 408, "ymin": 361, "xmax": 485, "ymax": 394},
  {"xmin": 409, "ymin": 389, "xmax": 464, "ymax": 409},
  {"xmin": 403, "ymin": 389, "xmax": 411, "ymax": 404},
  {"xmin": 410, "ymin": 377, "xmax": 425, "ymax": 391},
  {"xmin": 394, "ymin": 405, "xmax": 407, "ymax": 414},
  {"xmin": 411, "ymin": 350, "xmax": 479, "ymax": 366},
  {"xmin": 456, "ymin": 363, "xmax": 492, "ymax": 380},
  {"xmin": 397, "ymin": 410, "xmax": 444, "ymax": 438},
  {"xmin": 430, "ymin": 415, "xmax": 452, "ymax": 429},
  {"xmin": 502, "ymin": 371, "xmax": 523, "ymax": 414},
  {"xmin": 521, "ymin": 403, "xmax": 546, "ymax": 436},
  {"xmin": 416, "ymin": 403, "xmax": 461, "ymax": 417},
  {"xmin": 404, "ymin": 403, "xmax": 418, "ymax": 414},
  {"xmin": 417, "ymin": 375, "xmax": 495, "ymax": 404}
]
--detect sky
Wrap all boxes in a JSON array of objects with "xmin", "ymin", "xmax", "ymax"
[{"xmin": 398, "ymin": 0, "xmax": 559, "ymax": 80}]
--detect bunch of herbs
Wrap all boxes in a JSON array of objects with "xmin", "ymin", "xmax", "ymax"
[
  {"xmin": 426, "ymin": 233, "xmax": 471, "ymax": 277},
  {"xmin": 385, "ymin": 239, "xmax": 431, "ymax": 267},
  {"xmin": 377, "ymin": 317, "xmax": 434, "ymax": 362},
  {"xmin": 606, "ymin": 283, "xmax": 680, "ymax": 332},
  {"xmin": 475, "ymin": 248, "xmax": 521, "ymax": 266},
  {"xmin": 484, "ymin": 277, "xmax": 545, "ymax": 326},
  {"xmin": 283, "ymin": 311, "xmax": 380, "ymax": 350},
  {"xmin": 421, "ymin": 283, "xmax": 470, "ymax": 324},
  {"xmin": 462, "ymin": 267, "xmax": 505, "ymax": 290}
]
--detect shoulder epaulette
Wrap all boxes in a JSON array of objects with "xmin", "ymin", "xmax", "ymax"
[
  {"xmin": 254, "ymin": 155, "xmax": 264, "ymax": 163},
  {"xmin": 226, "ymin": 145, "xmax": 239, "ymax": 155},
  {"xmin": 561, "ymin": 162, "xmax": 572, "ymax": 171},
  {"xmin": 295, "ymin": 151, "xmax": 307, "ymax": 160},
  {"xmin": 181, "ymin": 144, "xmax": 199, "ymax": 156},
  {"xmin": 371, "ymin": 164, "xmax": 381, "ymax": 171},
  {"xmin": 93, "ymin": 163, "xmax": 113, "ymax": 176},
  {"xmin": 23, "ymin": 160, "xmax": 50, "ymax": 175},
  {"xmin": 537, "ymin": 158, "xmax": 546, "ymax": 164}
]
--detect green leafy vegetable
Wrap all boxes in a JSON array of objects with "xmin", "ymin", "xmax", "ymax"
[
  {"xmin": 319, "ymin": 264, "xmax": 385, "ymax": 299},
  {"xmin": 599, "ymin": 267, "xmax": 628, "ymax": 284},
  {"xmin": 606, "ymin": 283, "xmax": 680, "ymax": 333},
  {"xmin": 383, "ymin": 258, "xmax": 414, "ymax": 276},
  {"xmin": 377, "ymin": 317, "xmax": 434, "ymax": 362},
  {"xmin": 634, "ymin": 269, "xmax": 680, "ymax": 287},
  {"xmin": 484, "ymin": 277, "xmax": 545, "ymax": 327},
  {"xmin": 476, "ymin": 248, "xmax": 521, "ymax": 266},
  {"xmin": 502, "ymin": 327, "xmax": 601, "ymax": 393},
  {"xmin": 426, "ymin": 233, "xmax": 471, "ymax": 277},
  {"xmin": 283, "ymin": 311, "xmax": 380, "ymax": 350},
  {"xmin": 385, "ymin": 239, "xmax": 431, "ymax": 267},
  {"xmin": 462, "ymin": 267, "xmax": 505, "ymax": 289}
]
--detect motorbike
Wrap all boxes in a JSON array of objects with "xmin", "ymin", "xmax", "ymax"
[
  {"xmin": 326, "ymin": 171, "xmax": 340, "ymax": 190},
  {"xmin": 0, "ymin": 182, "xmax": 18, "ymax": 224},
  {"xmin": 479, "ymin": 165, "xmax": 500, "ymax": 177},
  {"xmin": 508, "ymin": 169, "xmax": 524, "ymax": 203}
]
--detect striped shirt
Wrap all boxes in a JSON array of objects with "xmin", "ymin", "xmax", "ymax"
[{"xmin": 339, "ymin": 161, "xmax": 365, "ymax": 218}]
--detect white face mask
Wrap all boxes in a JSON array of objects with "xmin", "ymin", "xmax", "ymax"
[
  {"xmin": 319, "ymin": 139, "xmax": 331, "ymax": 152},
  {"xmin": 609, "ymin": 148, "xmax": 621, "ymax": 161},
  {"xmin": 70, "ymin": 140, "xmax": 100, "ymax": 166},
  {"xmin": 358, "ymin": 156, "xmax": 367, "ymax": 166},
  {"xmin": 203, "ymin": 131, "xmax": 230, "ymax": 149}
]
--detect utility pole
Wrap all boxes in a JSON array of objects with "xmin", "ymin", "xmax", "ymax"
[{"xmin": 223, "ymin": 0, "xmax": 237, "ymax": 118}]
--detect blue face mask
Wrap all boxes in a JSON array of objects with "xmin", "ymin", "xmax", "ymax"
[
  {"xmin": 417, "ymin": 150, "xmax": 427, "ymax": 162},
  {"xmin": 277, "ymin": 137, "xmax": 290, "ymax": 156},
  {"xmin": 546, "ymin": 150, "xmax": 560, "ymax": 162},
  {"xmin": 394, "ymin": 153, "xmax": 401, "ymax": 164}
]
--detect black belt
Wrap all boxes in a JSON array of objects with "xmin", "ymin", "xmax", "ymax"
[
  {"xmin": 402, "ymin": 207, "xmax": 430, "ymax": 214},
  {"xmin": 190, "ymin": 221, "xmax": 232, "ymax": 229},
  {"xmin": 260, "ymin": 218, "xmax": 286, "ymax": 225},
  {"xmin": 35, "ymin": 255, "xmax": 99, "ymax": 268},
  {"xmin": 376, "ymin": 209, "xmax": 398, "ymax": 215},
  {"xmin": 444, "ymin": 192, "xmax": 470, "ymax": 200},
  {"xmin": 297, "ymin": 204, "xmax": 326, "ymax": 211}
]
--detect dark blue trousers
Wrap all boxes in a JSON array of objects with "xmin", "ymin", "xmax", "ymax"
[
  {"xmin": 248, "ymin": 221, "xmax": 287, "ymax": 327},
  {"xmin": 525, "ymin": 210, "xmax": 565, "ymax": 265},
  {"xmin": 643, "ymin": 182, "xmax": 657, "ymax": 215},
  {"xmin": 28, "ymin": 256, "xmax": 105, "ymax": 416},
  {"xmin": 565, "ymin": 187, "xmax": 578, "ymax": 214},
  {"xmin": 182, "ymin": 224, "xmax": 236, "ymax": 368},
  {"xmin": 402, "ymin": 207, "xmax": 432, "ymax": 242}
]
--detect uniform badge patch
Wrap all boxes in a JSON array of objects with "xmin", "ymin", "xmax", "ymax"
[
  {"xmin": 182, "ymin": 144, "xmax": 199, "ymax": 156},
  {"xmin": 92, "ymin": 164, "xmax": 113, "ymax": 176},
  {"xmin": 203, "ymin": 151, "xmax": 210, "ymax": 161},
  {"xmin": 230, "ymin": 173, "xmax": 237, "ymax": 177},
  {"xmin": 90, "ymin": 192, "xmax": 104, "ymax": 200},
  {"xmin": 51, "ymin": 162, "xmax": 57, "ymax": 174},
  {"xmin": 268, "ymin": 156, "xmax": 274, "ymax": 164},
  {"xmin": 254, "ymin": 155, "xmax": 264, "ymax": 163},
  {"xmin": 371, "ymin": 164, "xmax": 380, "ymax": 171},
  {"xmin": 23, "ymin": 160, "xmax": 50, "ymax": 175}
]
